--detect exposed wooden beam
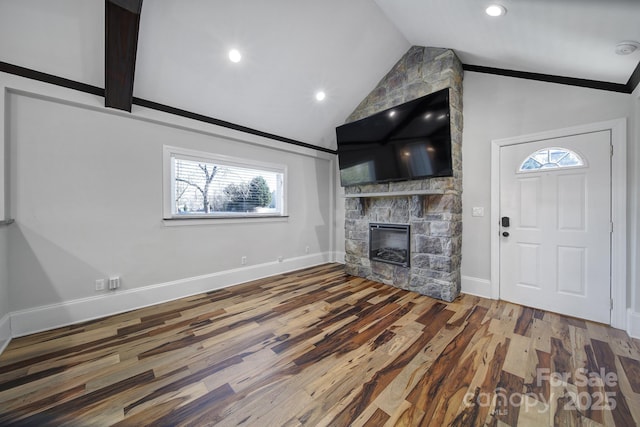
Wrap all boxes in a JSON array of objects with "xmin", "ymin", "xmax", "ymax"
[{"xmin": 105, "ymin": 0, "xmax": 143, "ymax": 112}]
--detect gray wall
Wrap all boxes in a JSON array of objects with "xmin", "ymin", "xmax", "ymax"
[
  {"xmin": 6, "ymin": 91, "xmax": 333, "ymax": 311},
  {"xmin": 633, "ymin": 85, "xmax": 640, "ymax": 314},
  {"xmin": 2, "ymin": 68, "xmax": 639, "ymax": 333},
  {"xmin": 334, "ymin": 71, "xmax": 637, "ymax": 312},
  {"xmin": 461, "ymin": 71, "xmax": 635, "ymax": 304},
  {"xmin": 0, "ymin": 227, "xmax": 8, "ymax": 319},
  {"xmin": 0, "ymin": 226, "xmax": 8, "ymax": 350}
]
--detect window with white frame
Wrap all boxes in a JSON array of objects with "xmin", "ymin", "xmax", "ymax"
[
  {"xmin": 518, "ymin": 147, "xmax": 585, "ymax": 172},
  {"xmin": 163, "ymin": 146, "xmax": 287, "ymax": 219}
]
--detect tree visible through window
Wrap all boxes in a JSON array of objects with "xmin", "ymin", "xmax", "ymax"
[
  {"xmin": 165, "ymin": 147, "xmax": 286, "ymax": 218},
  {"xmin": 518, "ymin": 147, "xmax": 584, "ymax": 172}
]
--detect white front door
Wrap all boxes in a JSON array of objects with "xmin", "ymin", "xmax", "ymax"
[{"xmin": 499, "ymin": 130, "xmax": 611, "ymax": 323}]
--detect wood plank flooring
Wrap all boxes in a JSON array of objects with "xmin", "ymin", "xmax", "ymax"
[{"xmin": 1, "ymin": 263, "xmax": 639, "ymax": 426}]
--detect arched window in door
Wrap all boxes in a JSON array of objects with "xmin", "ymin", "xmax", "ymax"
[{"xmin": 518, "ymin": 147, "xmax": 585, "ymax": 172}]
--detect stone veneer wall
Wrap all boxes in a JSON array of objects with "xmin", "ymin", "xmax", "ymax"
[{"xmin": 343, "ymin": 46, "xmax": 463, "ymax": 302}]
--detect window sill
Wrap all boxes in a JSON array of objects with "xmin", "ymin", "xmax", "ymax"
[{"xmin": 163, "ymin": 215, "xmax": 289, "ymax": 226}]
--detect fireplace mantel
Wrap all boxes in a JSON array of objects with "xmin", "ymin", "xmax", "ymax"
[{"xmin": 343, "ymin": 189, "xmax": 444, "ymax": 198}]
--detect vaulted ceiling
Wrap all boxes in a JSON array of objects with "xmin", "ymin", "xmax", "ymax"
[
  {"xmin": 1, "ymin": 0, "xmax": 639, "ymax": 150},
  {"xmin": 376, "ymin": 0, "xmax": 640, "ymax": 85}
]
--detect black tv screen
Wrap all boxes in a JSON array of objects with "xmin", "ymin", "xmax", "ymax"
[{"xmin": 336, "ymin": 88, "xmax": 452, "ymax": 187}]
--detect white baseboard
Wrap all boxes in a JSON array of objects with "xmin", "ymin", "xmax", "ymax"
[
  {"xmin": 461, "ymin": 275, "xmax": 493, "ymax": 299},
  {"xmin": 10, "ymin": 252, "xmax": 332, "ymax": 338},
  {"xmin": 628, "ymin": 309, "xmax": 640, "ymax": 339},
  {"xmin": 0, "ymin": 313, "xmax": 11, "ymax": 355},
  {"xmin": 333, "ymin": 251, "xmax": 346, "ymax": 264}
]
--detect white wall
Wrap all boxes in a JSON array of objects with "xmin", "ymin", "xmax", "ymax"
[
  {"xmin": 461, "ymin": 72, "xmax": 635, "ymax": 303},
  {"xmin": 2, "ymin": 74, "xmax": 335, "ymax": 334}
]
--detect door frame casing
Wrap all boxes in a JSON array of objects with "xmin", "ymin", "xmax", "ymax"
[{"xmin": 490, "ymin": 118, "xmax": 627, "ymax": 329}]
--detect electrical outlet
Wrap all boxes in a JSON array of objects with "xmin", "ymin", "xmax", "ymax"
[
  {"xmin": 305, "ymin": 246, "xmax": 310, "ymax": 254},
  {"xmin": 95, "ymin": 279, "xmax": 105, "ymax": 291},
  {"xmin": 277, "ymin": 256, "xmax": 283, "ymax": 262},
  {"xmin": 241, "ymin": 256, "xmax": 247, "ymax": 265},
  {"xmin": 108, "ymin": 276, "xmax": 121, "ymax": 290}
]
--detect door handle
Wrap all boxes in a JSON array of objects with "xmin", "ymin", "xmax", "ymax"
[
  {"xmin": 501, "ymin": 216, "xmax": 510, "ymax": 227},
  {"xmin": 502, "ymin": 232, "xmax": 509, "ymax": 237}
]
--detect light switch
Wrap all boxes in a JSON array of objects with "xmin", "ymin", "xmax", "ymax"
[{"xmin": 472, "ymin": 207, "xmax": 484, "ymax": 217}]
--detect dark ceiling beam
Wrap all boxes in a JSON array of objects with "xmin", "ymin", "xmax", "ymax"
[
  {"xmin": 0, "ymin": 61, "xmax": 336, "ymax": 155},
  {"xmin": 0, "ymin": 61, "xmax": 104, "ymax": 97},
  {"xmin": 626, "ymin": 60, "xmax": 640, "ymax": 93},
  {"xmin": 105, "ymin": 0, "xmax": 143, "ymax": 112},
  {"xmin": 463, "ymin": 64, "xmax": 631, "ymax": 94}
]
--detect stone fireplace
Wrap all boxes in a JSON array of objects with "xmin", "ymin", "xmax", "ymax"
[{"xmin": 343, "ymin": 46, "xmax": 463, "ymax": 302}]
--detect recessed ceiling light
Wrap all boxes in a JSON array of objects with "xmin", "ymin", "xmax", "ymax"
[
  {"xmin": 389, "ymin": 110, "xmax": 396, "ymax": 117},
  {"xmin": 485, "ymin": 4, "xmax": 506, "ymax": 17},
  {"xmin": 615, "ymin": 41, "xmax": 639, "ymax": 55},
  {"xmin": 228, "ymin": 49, "xmax": 242, "ymax": 63},
  {"xmin": 315, "ymin": 91, "xmax": 326, "ymax": 101}
]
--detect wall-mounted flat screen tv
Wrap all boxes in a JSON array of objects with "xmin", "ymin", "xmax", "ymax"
[{"xmin": 336, "ymin": 88, "xmax": 452, "ymax": 187}]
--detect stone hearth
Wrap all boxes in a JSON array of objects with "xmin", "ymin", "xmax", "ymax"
[{"xmin": 343, "ymin": 46, "xmax": 463, "ymax": 302}]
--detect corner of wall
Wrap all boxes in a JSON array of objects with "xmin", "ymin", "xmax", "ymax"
[
  {"xmin": 0, "ymin": 313, "xmax": 11, "ymax": 355},
  {"xmin": 628, "ymin": 308, "xmax": 640, "ymax": 339},
  {"xmin": 461, "ymin": 275, "xmax": 493, "ymax": 299}
]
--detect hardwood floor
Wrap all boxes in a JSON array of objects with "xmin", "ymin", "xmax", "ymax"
[{"xmin": 1, "ymin": 263, "xmax": 639, "ymax": 426}]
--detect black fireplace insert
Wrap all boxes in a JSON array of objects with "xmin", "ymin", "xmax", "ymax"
[{"xmin": 369, "ymin": 223, "xmax": 410, "ymax": 267}]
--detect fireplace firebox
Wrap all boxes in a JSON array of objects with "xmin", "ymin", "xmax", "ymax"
[{"xmin": 369, "ymin": 223, "xmax": 410, "ymax": 267}]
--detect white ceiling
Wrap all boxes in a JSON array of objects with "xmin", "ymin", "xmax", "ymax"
[
  {"xmin": 1, "ymin": 0, "xmax": 639, "ymax": 150},
  {"xmin": 133, "ymin": 0, "xmax": 409, "ymax": 150},
  {"xmin": 375, "ymin": 0, "xmax": 640, "ymax": 85}
]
